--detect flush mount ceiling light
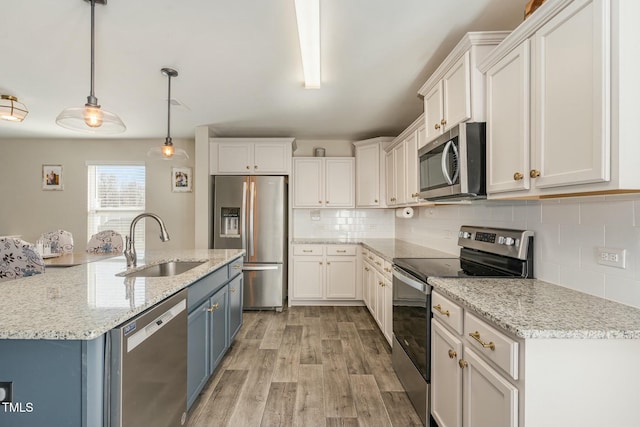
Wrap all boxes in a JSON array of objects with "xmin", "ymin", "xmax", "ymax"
[
  {"xmin": 294, "ymin": 0, "xmax": 321, "ymax": 89},
  {"xmin": 147, "ymin": 68, "xmax": 189, "ymax": 160},
  {"xmin": 56, "ymin": 0, "xmax": 126, "ymax": 134},
  {"xmin": 0, "ymin": 95, "xmax": 29, "ymax": 122}
]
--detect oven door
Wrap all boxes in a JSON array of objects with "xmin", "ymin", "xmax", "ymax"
[{"xmin": 392, "ymin": 266, "xmax": 431, "ymax": 381}]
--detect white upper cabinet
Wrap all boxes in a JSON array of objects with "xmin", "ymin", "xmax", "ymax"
[
  {"xmin": 210, "ymin": 138, "xmax": 295, "ymax": 175},
  {"xmin": 483, "ymin": 0, "xmax": 640, "ymax": 198},
  {"xmin": 385, "ymin": 114, "xmax": 424, "ymax": 206},
  {"xmin": 353, "ymin": 137, "xmax": 393, "ymax": 208},
  {"xmin": 292, "ymin": 157, "xmax": 355, "ymax": 208},
  {"xmin": 419, "ymin": 32, "xmax": 510, "ymax": 145}
]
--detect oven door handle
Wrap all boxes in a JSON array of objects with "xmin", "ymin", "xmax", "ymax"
[{"xmin": 392, "ymin": 266, "xmax": 429, "ymax": 293}]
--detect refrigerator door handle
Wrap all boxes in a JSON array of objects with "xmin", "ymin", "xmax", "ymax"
[
  {"xmin": 249, "ymin": 179, "xmax": 256, "ymax": 258},
  {"xmin": 242, "ymin": 265, "xmax": 279, "ymax": 271},
  {"xmin": 241, "ymin": 180, "xmax": 248, "ymax": 255}
]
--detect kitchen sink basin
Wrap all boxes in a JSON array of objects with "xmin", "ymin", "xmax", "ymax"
[{"xmin": 122, "ymin": 261, "xmax": 206, "ymax": 278}]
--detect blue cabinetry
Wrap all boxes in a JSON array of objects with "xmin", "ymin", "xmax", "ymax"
[{"xmin": 186, "ymin": 256, "xmax": 243, "ymax": 409}]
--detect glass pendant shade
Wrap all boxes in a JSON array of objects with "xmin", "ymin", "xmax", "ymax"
[
  {"xmin": 0, "ymin": 95, "xmax": 29, "ymax": 122},
  {"xmin": 56, "ymin": 0, "xmax": 125, "ymax": 134},
  {"xmin": 56, "ymin": 105, "xmax": 126, "ymax": 134}
]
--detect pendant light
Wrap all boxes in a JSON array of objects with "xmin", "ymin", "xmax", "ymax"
[
  {"xmin": 55, "ymin": 0, "xmax": 125, "ymax": 134},
  {"xmin": 146, "ymin": 68, "xmax": 189, "ymax": 160}
]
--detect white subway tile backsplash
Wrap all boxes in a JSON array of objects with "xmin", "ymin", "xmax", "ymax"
[
  {"xmin": 580, "ymin": 199, "xmax": 635, "ymax": 226},
  {"xmin": 293, "ymin": 208, "xmax": 395, "ymax": 239},
  {"xmin": 393, "ymin": 194, "xmax": 640, "ymax": 309}
]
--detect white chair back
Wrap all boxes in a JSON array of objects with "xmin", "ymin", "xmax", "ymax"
[
  {"xmin": 0, "ymin": 237, "xmax": 45, "ymax": 282},
  {"xmin": 86, "ymin": 230, "xmax": 124, "ymax": 254},
  {"xmin": 39, "ymin": 229, "xmax": 74, "ymax": 254}
]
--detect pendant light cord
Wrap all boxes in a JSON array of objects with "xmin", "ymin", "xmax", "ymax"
[
  {"xmin": 166, "ymin": 72, "xmax": 172, "ymax": 144},
  {"xmin": 87, "ymin": 0, "xmax": 98, "ymax": 106}
]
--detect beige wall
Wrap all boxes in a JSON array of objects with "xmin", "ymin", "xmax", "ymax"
[{"xmin": 0, "ymin": 137, "xmax": 195, "ymax": 251}]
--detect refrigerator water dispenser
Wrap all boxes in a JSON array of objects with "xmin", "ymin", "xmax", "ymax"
[{"xmin": 220, "ymin": 207, "xmax": 240, "ymax": 237}]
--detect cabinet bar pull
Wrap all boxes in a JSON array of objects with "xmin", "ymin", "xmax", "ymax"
[
  {"xmin": 232, "ymin": 264, "xmax": 242, "ymax": 270},
  {"xmin": 433, "ymin": 304, "xmax": 450, "ymax": 317},
  {"xmin": 469, "ymin": 331, "xmax": 495, "ymax": 351},
  {"xmin": 302, "ymin": 249, "xmax": 313, "ymax": 253},
  {"xmin": 336, "ymin": 250, "xmax": 347, "ymax": 253},
  {"xmin": 448, "ymin": 349, "xmax": 457, "ymax": 359}
]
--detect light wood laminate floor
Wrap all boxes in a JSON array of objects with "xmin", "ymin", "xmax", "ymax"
[{"xmin": 187, "ymin": 305, "xmax": 423, "ymax": 427}]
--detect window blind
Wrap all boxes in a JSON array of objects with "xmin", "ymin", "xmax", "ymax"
[{"xmin": 87, "ymin": 164, "xmax": 146, "ymax": 251}]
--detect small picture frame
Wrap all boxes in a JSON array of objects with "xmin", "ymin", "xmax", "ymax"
[
  {"xmin": 172, "ymin": 167, "xmax": 192, "ymax": 192},
  {"xmin": 42, "ymin": 164, "xmax": 63, "ymax": 190}
]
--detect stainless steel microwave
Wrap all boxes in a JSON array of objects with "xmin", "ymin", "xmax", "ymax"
[{"xmin": 418, "ymin": 122, "xmax": 486, "ymax": 201}]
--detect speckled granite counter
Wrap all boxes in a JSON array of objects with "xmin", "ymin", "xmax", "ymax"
[
  {"xmin": 291, "ymin": 238, "xmax": 456, "ymax": 260},
  {"xmin": 428, "ymin": 277, "xmax": 640, "ymax": 340},
  {"xmin": 0, "ymin": 249, "xmax": 244, "ymax": 340}
]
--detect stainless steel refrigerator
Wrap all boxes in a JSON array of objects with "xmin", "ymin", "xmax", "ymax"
[{"xmin": 212, "ymin": 175, "xmax": 288, "ymax": 310}]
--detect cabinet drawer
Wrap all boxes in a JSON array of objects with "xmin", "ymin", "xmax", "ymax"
[
  {"xmin": 464, "ymin": 312, "xmax": 519, "ymax": 380},
  {"xmin": 188, "ymin": 267, "xmax": 228, "ymax": 311},
  {"xmin": 382, "ymin": 260, "xmax": 393, "ymax": 280},
  {"xmin": 293, "ymin": 245, "xmax": 323, "ymax": 256},
  {"xmin": 326, "ymin": 245, "xmax": 356, "ymax": 256},
  {"xmin": 432, "ymin": 292, "xmax": 463, "ymax": 335},
  {"xmin": 370, "ymin": 253, "xmax": 384, "ymax": 272},
  {"xmin": 228, "ymin": 257, "xmax": 243, "ymax": 277}
]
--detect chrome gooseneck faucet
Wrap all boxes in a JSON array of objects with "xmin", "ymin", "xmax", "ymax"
[{"xmin": 124, "ymin": 213, "xmax": 170, "ymax": 268}]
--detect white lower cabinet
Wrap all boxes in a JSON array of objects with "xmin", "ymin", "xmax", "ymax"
[
  {"xmin": 361, "ymin": 248, "xmax": 393, "ymax": 345},
  {"xmin": 431, "ymin": 291, "xmax": 518, "ymax": 427},
  {"xmin": 291, "ymin": 244, "xmax": 357, "ymax": 303}
]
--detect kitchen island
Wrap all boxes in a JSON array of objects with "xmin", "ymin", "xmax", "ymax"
[{"xmin": 0, "ymin": 248, "xmax": 244, "ymax": 427}]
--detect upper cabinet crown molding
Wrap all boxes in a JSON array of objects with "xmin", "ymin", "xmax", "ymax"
[
  {"xmin": 478, "ymin": 0, "xmax": 576, "ymax": 73},
  {"xmin": 418, "ymin": 31, "xmax": 511, "ymax": 96},
  {"xmin": 386, "ymin": 113, "xmax": 425, "ymax": 152}
]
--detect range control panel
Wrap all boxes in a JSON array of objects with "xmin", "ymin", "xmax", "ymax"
[{"xmin": 458, "ymin": 226, "xmax": 534, "ymax": 260}]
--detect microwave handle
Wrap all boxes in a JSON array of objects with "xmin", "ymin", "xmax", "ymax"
[{"xmin": 441, "ymin": 140, "xmax": 460, "ymax": 185}]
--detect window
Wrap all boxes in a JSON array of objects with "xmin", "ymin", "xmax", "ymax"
[{"xmin": 87, "ymin": 164, "xmax": 145, "ymax": 251}]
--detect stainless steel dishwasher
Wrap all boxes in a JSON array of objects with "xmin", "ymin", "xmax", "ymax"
[{"xmin": 106, "ymin": 288, "xmax": 188, "ymax": 427}]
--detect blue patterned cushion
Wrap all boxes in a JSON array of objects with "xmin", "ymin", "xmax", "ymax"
[
  {"xmin": 0, "ymin": 237, "xmax": 46, "ymax": 282},
  {"xmin": 39, "ymin": 229, "xmax": 74, "ymax": 254},
  {"xmin": 86, "ymin": 230, "xmax": 123, "ymax": 254}
]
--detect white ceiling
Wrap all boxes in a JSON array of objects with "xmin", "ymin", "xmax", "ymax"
[{"xmin": 0, "ymin": 0, "xmax": 526, "ymax": 141}]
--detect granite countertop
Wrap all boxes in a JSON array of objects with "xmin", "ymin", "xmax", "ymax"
[
  {"xmin": 0, "ymin": 249, "xmax": 244, "ymax": 341},
  {"xmin": 428, "ymin": 277, "xmax": 640, "ymax": 340},
  {"xmin": 291, "ymin": 238, "xmax": 456, "ymax": 261}
]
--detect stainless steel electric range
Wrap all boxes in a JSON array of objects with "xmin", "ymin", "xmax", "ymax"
[{"xmin": 391, "ymin": 225, "xmax": 534, "ymax": 426}]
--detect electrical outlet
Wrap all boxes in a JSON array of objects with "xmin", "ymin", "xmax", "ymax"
[{"xmin": 596, "ymin": 247, "xmax": 626, "ymax": 269}]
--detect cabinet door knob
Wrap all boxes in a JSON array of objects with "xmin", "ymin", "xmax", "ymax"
[
  {"xmin": 448, "ymin": 349, "xmax": 457, "ymax": 359},
  {"xmin": 326, "ymin": 200, "xmax": 329, "ymax": 204},
  {"xmin": 207, "ymin": 303, "xmax": 219, "ymax": 313},
  {"xmin": 378, "ymin": 281, "xmax": 384, "ymax": 286},
  {"xmin": 230, "ymin": 287, "xmax": 236, "ymax": 293},
  {"xmin": 319, "ymin": 261, "xmax": 323, "ymax": 265},
  {"xmin": 374, "ymin": 199, "xmax": 378, "ymax": 203},
  {"xmin": 440, "ymin": 119, "xmax": 447, "ymax": 126},
  {"xmin": 434, "ymin": 123, "xmax": 440, "ymax": 130},
  {"xmin": 530, "ymin": 169, "xmax": 541, "ymax": 178},
  {"xmin": 318, "ymin": 201, "xmax": 322, "ymax": 204},
  {"xmin": 458, "ymin": 359, "xmax": 468, "ymax": 369},
  {"xmin": 513, "ymin": 172, "xmax": 524, "ymax": 181},
  {"xmin": 327, "ymin": 261, "xmax": 331, "ymax": 265},
  {"xmin": 246, "ymin": 165, "xmax": 250, "ymax": 170},
  {"xmin": 254, "ymin": 165, "xmax": 258, "ymax": 169}
]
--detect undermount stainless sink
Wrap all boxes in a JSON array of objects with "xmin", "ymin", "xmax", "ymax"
[{"xmin": 122, "ymin": 261, "xmax": 206, "ymax": 278}]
